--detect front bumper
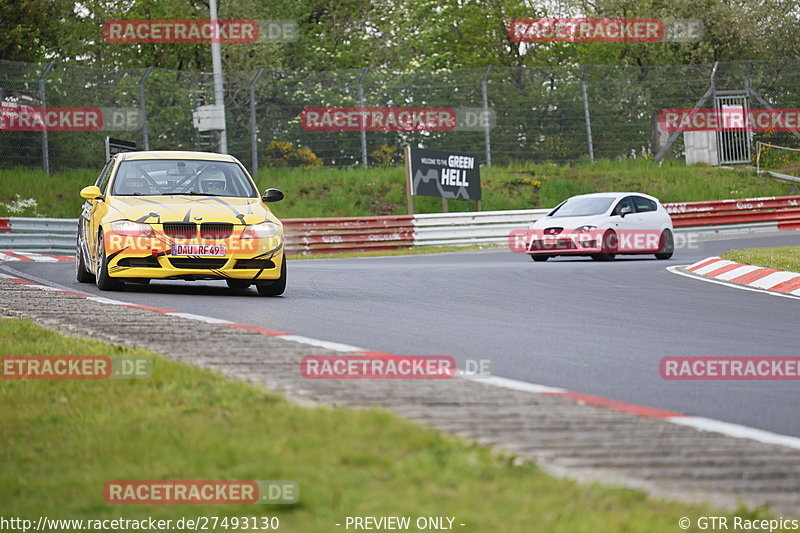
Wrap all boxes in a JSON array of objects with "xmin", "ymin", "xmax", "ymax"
[
  {"xmin": 528, "ymin": 233, "xmax": 602, "ymax": 254},
  {"xmin": 104, "ymin": 231, "xmax": 284, "ymax": 281}
]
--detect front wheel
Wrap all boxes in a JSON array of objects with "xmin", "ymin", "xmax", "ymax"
[
  {"xmin": 75, "ymin": 232, "xmax": 95, "ymax": 283},
  {"xmin": 256, "ymin": 255, "xmax": 286, "ymax": 296},
  {"xmin": 95, "ymin": 231, "xmax": 124, "ymax": 291},
  {"xmin": 530, "ymin": 254, "xmax": 549, "ymax": 262},
  {"xmin": 655, "ymin": 229, "xmax": 674, "ymax": 260},
  {"xmin": 593, "ymin": 230, "xmax": 618, "ymax": 261}
]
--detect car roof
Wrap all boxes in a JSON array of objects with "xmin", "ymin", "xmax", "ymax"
[
  {"xmin": 116, "ymin": 150, "xmax": 239, "ymax": 163},
  {"xmin": 568, "ymin": 192, "xmax": 660, "ymax": 201}
]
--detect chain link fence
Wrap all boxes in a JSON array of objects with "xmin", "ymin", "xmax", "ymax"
[{"xmin": 3, "ymin": 59, "xmax": 800, "ymax": 173}]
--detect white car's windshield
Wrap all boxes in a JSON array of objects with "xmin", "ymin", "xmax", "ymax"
[
  {"xmin": 111, "ymin": 160, "xmax": 257, "ymax": 198},
  {"xmin": 549, "ymin": 197, "xmax": 615, "ymax": 218}
]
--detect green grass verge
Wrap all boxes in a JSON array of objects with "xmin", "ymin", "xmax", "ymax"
[
  {"xmin": 721, "ymin": 246, "xmax": 800, "ymax": 272},
  {"xmin": 1, "ymin": 159, "xmax": 795, "ymax": 219},
  {"xmin": 0, "ymin": 317, "xmax": 760, "ymax": 531}
]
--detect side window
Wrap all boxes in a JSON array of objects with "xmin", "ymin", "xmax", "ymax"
[
  {"xmin": 613, "ymin": 196, "xmax": 635, "ymax": 215},
  {"xmin": 95, "ymin": 159, "xmax": 115, "ymax": 195},
  {"xmin": 633, "ymin": 196, "xmax": 656, "ymax": 212}
]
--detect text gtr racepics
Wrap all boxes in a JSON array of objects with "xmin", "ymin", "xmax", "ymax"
[{"xmin": 76, "ymin": 151, "xmax": 287, "ymax": 296}]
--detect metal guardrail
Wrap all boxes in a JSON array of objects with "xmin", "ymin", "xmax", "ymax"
[
  {"xmin": 0, "ymin": 217, "xmax": 77, "ymax": 253},
  {"xmin": 2, "ymin": 195, "xmax": 799, "ymax": 255},
  {"xmin": 414, "ymin": 209, "xmax": 550, "ymax": 247}
]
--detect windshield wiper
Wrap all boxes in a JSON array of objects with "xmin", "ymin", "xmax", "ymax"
[{"xmin": 160, "ymin": 191, "xmax": 220, "ymax": 197}]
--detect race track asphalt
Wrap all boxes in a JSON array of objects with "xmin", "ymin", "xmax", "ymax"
[{"xmin": 4, "ymin": 231, "xmax": 800, "ymax": 436}]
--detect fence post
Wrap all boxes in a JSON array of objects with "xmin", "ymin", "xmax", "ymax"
[
  {"xmin": 482, "ymin": 65, "xmax": 492, "ymax": 167},
  {"xmin": 249, "ymin": 68, "xmax": 265, "ymax": 175},
  {"xmin": 654, "ymin": 61, "xmax": 718, "ymax": 162},
  {"xmin": 581, "ymin": 65, "xmax": 595, "ymax": 164},
  {"xmin": 138, "ymin": 67, "xmax": 153, "ymax": 151},
  {"xmin": 358, "ymin": 68, "xmax": 369, "ymax": 167},
  {"xmin": 38, "ymin": 61, "xmax": 55, "ymax": 175}
]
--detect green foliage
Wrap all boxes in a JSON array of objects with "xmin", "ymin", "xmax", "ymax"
[
  {"xmin": 262, "ymin": 141, "xmax": 323, "ymax": 168},
  {"xmin": 5, "ymin": 0, "xmax": 800, "ymax": 71},
  {"xmin": 369, "ymin": 144, "xmax": 399, "ymax": 167}
]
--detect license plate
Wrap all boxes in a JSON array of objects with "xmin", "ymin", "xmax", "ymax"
[{"xmin": 170, "ymin": 244, "xmax": 227, "ymax": 256}]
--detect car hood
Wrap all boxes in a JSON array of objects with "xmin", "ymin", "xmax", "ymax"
[
  {"xmin": 531, "ymin": 214, "xmax": 608, "ymax": 230},
  {"xmin": 106, "ymin": 196, "xmax": 279, "ymax": 226}
]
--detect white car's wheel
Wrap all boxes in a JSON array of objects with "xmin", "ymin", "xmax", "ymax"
[
  {"xmin": 655, "ymin": 229, "xmax": 674, "ymax": 260},
  {"xmin": 592, "ymin": 230, "xmax": 617, "ymax": 261}
]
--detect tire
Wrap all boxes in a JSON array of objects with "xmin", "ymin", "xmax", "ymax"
[
  {"xmin": 256, "ymin": 255, "xmax": 286, "ymax": 296},
  {"xmin": 655, "ymin": 229, "xmax": 674, "ymax": 260},
  {"xmin": 226, "ymin": 279, "xmax": 251, "ymax": 289},
  {"xmin": 75, "ymin": 232, "xmax": 95, "ymax": 283},
  {"xmin": 95, "ymin": 231, "xmax": 124, "ymax": 291},
  {"xmin": 593, "ymin": 230, "xmax": 617, "ymax": 261},
  {"xmin": 530, "ymin": 254, "xmax": 549, "ymax": 262}
]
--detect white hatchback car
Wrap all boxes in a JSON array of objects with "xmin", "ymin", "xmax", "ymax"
[{"xmin": 527, "ymin": 192, "xmax": 674, "ymax": 261}]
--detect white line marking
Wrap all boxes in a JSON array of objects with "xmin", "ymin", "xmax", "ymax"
[
  {"xmin": 692, "ymin": 259, "xmax": 736, "ymax": 275},
  {"xmin": 471, "ymin": 375, "xmax": 566, "ymax": 394},
  {"xmin": 667, "ymin": 416, "xmax": 800, "ymax": 450},
  {"xmin": 26, "ymin": 284, "xmax": 62, "ymax": 291},
  {"xmin": 687, "ymin": 256, "xmax": 722, "ymax": 270},
  {"xmin": 86, "ymin": 296, "xmax": 129, "ymax": 305},
  {"xmin": 667, "ymin": 265, "xmax": 800, "ymax": 301},
  {"xmin": 163, "ymin": 312, "xmax": 233, "ymax": 324},
  {"xmin": 749, "ymin": 271, "xmax": 800, "ymax": 289},
  {"xmin": 715, "ymin": 265, "xmax": 760, "ymax": 280},
  {"xmin": 280, "ymin": 335, "xmax": 365, "ymax": 353},
  {"xmin": 15, "ymin": 252, "xmax": 59, "ymax": 262}
]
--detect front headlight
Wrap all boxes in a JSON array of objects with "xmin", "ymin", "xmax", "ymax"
[
  {"xmin": 110, "ymin": 220, "xmax": 153, "ymax": 237},
  {"xmin": 574, "ymin": 225, "xmax": 597, "ymax": 233},
  {"xmin": 242, "ymin": 221, "xmax": 280, "ymax": 239}
]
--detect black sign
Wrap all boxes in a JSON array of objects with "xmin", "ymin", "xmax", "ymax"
[
  {"xmin": 105, "ymin": 137, "xmax": 137, "ymax": 159},
  {"xmin": 407, "ymin": 147, "xmax": 481, "ymax": 200}
]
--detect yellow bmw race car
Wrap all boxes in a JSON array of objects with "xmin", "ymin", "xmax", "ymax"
[{"xmin": 76, "ymin": 151, "xmax": 287, "ymax": 296}]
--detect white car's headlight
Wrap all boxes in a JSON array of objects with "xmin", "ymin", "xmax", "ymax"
[
  {"xmin": 574, "ymin": 225, "xmax": 597, "ymax": 233},
  {"xmin": 242, "ymin": 222, "xmax": 280, "ymax": 239},
  {"xmin": 110, "ymin": 220, "xmax": 154, "ymax": 237}
]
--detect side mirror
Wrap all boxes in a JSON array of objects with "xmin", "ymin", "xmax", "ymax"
[
  {"xmin": 80, "ymin": 186, "xmax": 103, "ymax": 200},
  {"xmin": 619, "ymin": 206, "xmax": 632, "ymax": 218},
  {"xmin": 262, "ymin": 188, "xmax": 284, "ymax": 203}
]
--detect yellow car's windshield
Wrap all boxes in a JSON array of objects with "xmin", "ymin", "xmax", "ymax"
[{"xmin": 111, "ymin": 159, "xmax": 257, "ymax": 198}]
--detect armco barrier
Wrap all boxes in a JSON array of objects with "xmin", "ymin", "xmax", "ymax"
[
  {"xmin": 283, "ymin": 215, "xmax": 415, "ymax": 254},
  {"xmin": 1, "ymin": 195, "xmax": 799, "ymax": 256},
  {"xmin": 414, "ymin": 209, "xmax": 550, "ymax": 247},
  {"xmin": 0, "ymin": 217, "xmax": 77, "ymax": 253},
  {"xmin": 664, "ymin": 195, "xmax": 800, "ymax": 231}
]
